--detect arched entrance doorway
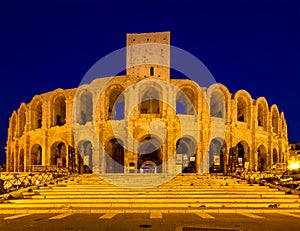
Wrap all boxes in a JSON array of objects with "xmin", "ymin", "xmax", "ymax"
[
  {"xmin": 209, "ymin": 138, "xmax": 226, "ymax": 173},
  {"xmin": 236, "ymin": 141, "xmax": 249, "ymax": 168},
  {"xmin": 273, "ymin": 148, "xmax": 278, "ymax": 164},
  {"xmin": 50, "ymin": 142, "xmax": 66, "ymax": 167},
  {"xmin": 31, "ymin": 144, "xmax": 42, "ymax": 166},
  {"xmin": 258, "ymin": 144, "xmax": 267, "ymax": 172},
  {"xmin": 138, "ymin": 136, "xmax": 162, "ymax": 173},
  {"xmin": 176, "ymin": 137, "xmax": 197, "ymax": 173},
  {"xmin": 105, "ymin": 138, "xmax": 124, "ymax": 173},
  {"xmin": 19, "ymin": 149, "xmax": 25, "ymax": 172},
  {"xmin": 77, "ymin": 140, "xmax": 93, "ymax": 173}
]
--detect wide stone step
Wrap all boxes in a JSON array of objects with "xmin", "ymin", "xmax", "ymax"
[
  {"xmin": 23, "ymin": 194, "xmax": 298, "ymax": 199},
  {"xmin": 1, "ymin": 202, "xmax": 299, "ymax": 209},
  {"xmin": 35, "ymin": 185, "xmax": 278, "ymax": 192},
  {"xmin": 12, "ymin": 197, "xmax": 300, "ymax": 203}
]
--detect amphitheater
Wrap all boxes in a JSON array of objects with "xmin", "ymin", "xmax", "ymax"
[{"xmin": 5, "ymin": 31, "xmax": 289, "ymax": 175}]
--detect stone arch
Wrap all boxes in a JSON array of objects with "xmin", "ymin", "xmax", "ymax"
[
  {"xmin": 236, "ymin": 140, "xmax": 250, "ymax": 166},
  {"xmin": 31, "ymin": 144, "xmax": 42, "ymax": 166},
  {"xmin": 105, "ymin": 84, "xmax": 125, "ymax": 120},
  {"xmin": 51, "ymin": 91, "xmax": 67, "ymax": 127},
  {"xmin": 105, "ymin": 138, "xmax": 124, "ymax": 173},
  {"xmin": 10, "ymin": 111, "xmax": 17, "ymax": 138},
  {"xmin": 255, "ymin": 97, "xmax": 268, "ymax": 131},
  {"xmin": 30, "ymin": 96, "xmax": 43, "ymax": 130},
  {"xmin": 270, "ymin": 105, "xmax": 279, "ymax": 135},
  {"xmin": 76, "ymin": 89, "xmax": 93, "ymax": 125},
  {"xmin": 207, "ymin": 83, "xmax": 231, "ymax": 119},
  {"xmin": 209, "ymin": 138, "xmax": 227, "ymax": 173},
  {"xmin": 77, "ymin": 140, "xmax": 93, "ymax": 173},
  {"xmin": 139, "ymin": 83, "xmax": 162, "ymax": 115},
  {"xmin": 273, "ymin": 148, "xmax": 278, "ymax": 164},
  {"xmin": 234, "ymin": 90, "xmax": 252, "ymax": 123},
  {"xmin": 209, "ymin": 90, "xmax": 225, "ymax": 118},
  {"xmin": 19, "ymin": 148, "xmax": 25, "ymax": 172},
  {"xmin": 50, "ymin": 141, "xmax": 67, "ymax": 166},
  {"xmin": 281, "ymin": 112, "xmax": 287, "ymax": 137},
  {"xmin": 176, "ymin": 136, "xmax": 197, "ymax": 173},
  {"xmin": 18, "ymin": 103, "xmax": 27, "ymax": 137},
  {"xmin": 176, "ymin": 85, "xmax": 198, "ymax": 115},
  {"xmin": 10, "ymin": 151, "xmax": 15, "ymax": 172},
  {"xmin": 257, "ymin": 144, "xmax": 267, "ymax": 171},
  {"xmin": 138, "ymin": 135, "xmax": 163, "ymax": 173}
]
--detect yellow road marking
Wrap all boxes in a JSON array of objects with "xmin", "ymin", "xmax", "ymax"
[
  {"xmin": 238, "ymin": 213, "xmax": 264, "ymax": 219},
  {"xmin": 280, "ymin": 212, "xmax": 300, "ymax": 219},
  {"xmin": 150, "ymin": 212, "xmax": 163, "ymax": 219},
  {"xmin": 99, "ymin": 213, "xmax": 118, "ymax": 219},
  {"xmin": 49, "ymin": 213, "xmax": 73, "ymax": 220},
  {"xmin": 196, "ymin": 213, "xmax": 215, "ymax": 219},
  {"xmin": 4, "ymin": 214, "xmax": 31, "ymax": 220}
]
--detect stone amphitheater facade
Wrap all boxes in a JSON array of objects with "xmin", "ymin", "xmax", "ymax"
[{"xmin": 5, "ymin": 32, "xmax": 289, "ymax": 174}]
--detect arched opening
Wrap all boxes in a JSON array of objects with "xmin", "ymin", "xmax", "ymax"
[
  {"xmin": 176, "ymin": 88, "xmax": 197, "ymax": 115},
  {"xmin": 209, "ymin": 139, "xmax": 226, "ymax": 173},
  {"xmin": 105, "ymin": 138, "xmax": 124, "ymax": 173},
  {"xmin": 273, "ymin": 148, "xmax": 278, "ymax": 165},
  {"xmin": 237, "ymin": 97, "xmax": 247, "ymax": 122},
  {"xmin": 257, "ymin": 145, "xmax": 267, "ymax": 172},
  {"xmin": 19, "ymin": 149, "xmax": 24, "ymax": 172},
  {"xmin": 107, "ymin": 86, "xmax": 125, "ymax": 120},
  {"xmin": 50, "ymin": 142, "xmax": 66, "ymax": 167},
  {"xmin": 138, "ymin": 136, "xmax": 162, "ymax": 173},
  {"xmin": 257, "ymin": 103, "xmax": 267, "ymax": 130},
  {"xmin": 78, "ymin": 91, "xmax": 93, "ymax": 125},
  {"xmin": 176, "ymin": 137, "xmax": 197, "ymax": 173},
  {"xmin": 31, "ymin": 144, "xmax": 42, "ymax": 166},
  {"xmin": 10, "ymin": 152, "xmax": 14, "ymax": 172},
  {"xmin": 11, "ymin": 113, "xmax": 17, "ymax": 138},
  {"xmin": 140, "ymin": 87, "xmax": 161, "ymax": 115},
  {"xmin": 210, "ymin": 91, "xmax": 225, "ymax": 118},
  {"xmin": 77, "ymin": 140, "xmax": 93, "ymax": 173},
  {"xmin": 31, "ymin": 101, "xmax": 43, "ymax": 130},
  {"xmin": 150, "ymin": 66, "xmax": 154, "ymax": 76},
  {"xmin": 236, "ymin": 141, "xmax": 249, "ymax": 167},
  {"xmin": 53, "ymin": 96, "xmax": 66, "ymax": 126},
  {"xmin": 272, "ymin": 109, "xmax": 279, "ymax": 134},
  {"xmin": 19, "ymin": 107, "xmax": 26, "ymax": 136}
]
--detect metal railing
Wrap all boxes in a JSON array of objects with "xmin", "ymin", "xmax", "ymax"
[
  {"xmin": 232, "ymin": 169, "xmax": 283, "ymax": 182},
  {"xmin": 0, "ymin": 167, "xmax": 70, "ymax": 194}
]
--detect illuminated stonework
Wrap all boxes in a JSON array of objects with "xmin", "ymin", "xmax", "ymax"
[{"xmin": 5, "ymin": 32, "xmax": 289, "ymax": 174}]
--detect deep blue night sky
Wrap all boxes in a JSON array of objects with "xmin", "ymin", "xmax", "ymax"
[{"xmin": 0, "ymin": 0, "xmax": 299, "ymax": 164}]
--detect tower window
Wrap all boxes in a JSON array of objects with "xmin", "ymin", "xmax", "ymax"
[{"xmin": 150, "ymin": 67, "xmax": 154, "ymax": 76}]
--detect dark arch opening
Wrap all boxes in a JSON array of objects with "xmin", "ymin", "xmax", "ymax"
[
  {"xmin": 78, "ymin": 91, "xmax": 93, "ymax": 125},
  {"xmin": 176, "ymin": 137, "xmax": 196, "ymax": 173},
  {"xmin": 150, "ymin": 66, "xmax": 154, "ymax": 76},
  {"xmin": 237, "ymin": 97, "xmax": 247, "ymax": 122},
  {"xmin": 138, "ymin": 136, "xmax": 162, "ymax": 173},
  {"xmin": 258, "ymin": 145, "xmax": 267, "ymax": 172},
  {"xmin": 140, "ymin": 87, "xmax": 161, "ymax": 115},
  {"xmin": 50, "ymin": 142, "xmax": 66, "ymax": 167},
  {"xmin": 210, "ymin": 91, "xmax": 225, "ymax": 118},
  {"xmin": 106, "ymin": 138, "xmax": 124, "ymax": 173},
  {"xmin": 31, "ymin": 144, "xmax": 42, "ymax": 166},
  {"xmin": 78, "ymin": 141, "xmax": 93, "ymax": 173},
  {"xmin": 19, "ymin": 149, "xmax": 24, "ymax": 172},
  {"xmin": 54, "ymin": 96, "xmax": 66, "ymax": 126},
  {"xmin": 209, "ymin": 139, "xmax": 225, "ymax": 173},
  {"xmin": 108, "ymin": 87, "xmax": 125, "ymax": 120}
]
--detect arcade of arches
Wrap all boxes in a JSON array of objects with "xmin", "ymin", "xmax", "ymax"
[{"xmin": 5, "ymin": 32, "xmax": 289, "ymax": 174}]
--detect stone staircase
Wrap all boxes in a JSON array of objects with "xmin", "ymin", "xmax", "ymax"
[{"xmin": 0, "ymin": 174, "xmax": 300, "ymax": 214}]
